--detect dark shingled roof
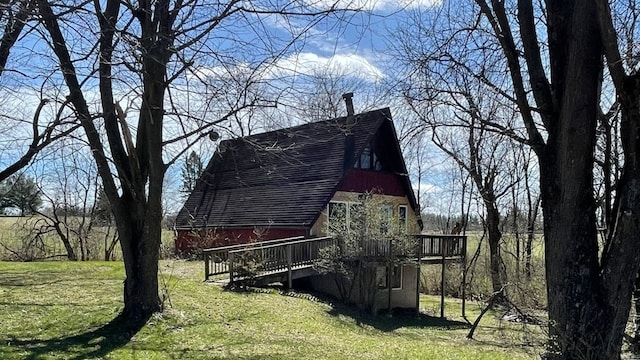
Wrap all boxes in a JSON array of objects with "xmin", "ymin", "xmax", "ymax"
[{"xmin": 175, "ymin": 107, "xmax": 418, "ymax": 229}]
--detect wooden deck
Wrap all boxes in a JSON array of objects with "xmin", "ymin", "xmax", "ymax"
[
  {"xmin": 203, "ymin": 234, "xmax": 468, "ymax": 317},
  {"xmin": 203, "ymin": 234, "xmax": 466, "ymax": 284}
]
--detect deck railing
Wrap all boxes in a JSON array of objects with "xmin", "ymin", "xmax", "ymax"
[
  {"xmin": 203, "ymin": 236, "xmax": 304, "ymax": 279},
  {"xmin": 416, "ymin": 234, "xmax": 466, "ymax": 257},
  {"xmin": 203, "ymin": 234, "xmax": 466, "ymax": 282},
  {"xmin": 228, "ymin": 236, "xmax": 336, "ymax": 284}
]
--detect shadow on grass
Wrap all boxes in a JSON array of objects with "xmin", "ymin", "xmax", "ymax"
[
  {"xmin": 223, "ymin": 284, "xmax": 469, "ymax": 333},
  {"xmin": 326, "ymin": 303, "xmax": 469, "ymax": 332},
  {"xmin": 0, "ymin": 312, "xmax": 149, "ymax": 360}
]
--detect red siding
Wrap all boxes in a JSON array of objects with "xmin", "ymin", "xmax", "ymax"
[
  {"xmin": 175, "ymin": 228, "xmax": 308, "ymax": 253},
  {"xmin": 338, "ymin": 168, "xmax": 406, "ymax": 196}
]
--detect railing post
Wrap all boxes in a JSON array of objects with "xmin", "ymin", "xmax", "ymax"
[
  {"xmin": 415, "ymin": 236, "xmax": 422, "ymax": 316},
  {"xmin": 204, "ymin": 251, "xmax": 210, "ymax": 281},
  {"xmin": 387, "ymin": 238, "xmax": 393, "ymax": 312},
  {"xmin": 440, "ymin": 236, "xmax": 446, "ymax": 318},
  {"xmin": 287, "ymin": 244, "xmax": 292, "ymax": 289},
  {"xmin": 462, "ymin": 235, "xmax": 467, "ymax": 318},
  {"xmin": 229, "ymin": 251, "xmax": 235, "ymax": 285}
]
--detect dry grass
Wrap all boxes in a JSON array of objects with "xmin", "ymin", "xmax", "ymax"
[{"xmin": 0, "ymin": 215, "xmax": 175, "ymax": 261}]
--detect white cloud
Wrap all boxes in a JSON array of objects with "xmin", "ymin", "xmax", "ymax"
[
  {"xmin": 269, "ymin": 52, "xmax": 384, "ymax": 82},
  {"xmin": 188, "ymin": 52, "xmax": 385, "ymax": 84},
  {"xmin": 305, "ymin": 0, "xmax": 442, "ymax": 11}
]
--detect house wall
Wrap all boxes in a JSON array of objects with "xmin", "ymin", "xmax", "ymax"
[
  {"xmin": 309, "ymin": 264, "xmax": 418, "ymax": 314},
  {"xmin": 338, "ymin": 168, "xmax": 406, "ymax": 196},
  {"xmin": 309, "ymin": 191, "xmax": 421, "ymax": 236},
  {"xmin": 175, "ymin": 227, "xmax": 307, "ymax": 253}
]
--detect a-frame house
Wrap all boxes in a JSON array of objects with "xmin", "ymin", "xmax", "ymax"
[{"xmin": 175, "ymin": 104, "xmax": 422, "ymax": 250}]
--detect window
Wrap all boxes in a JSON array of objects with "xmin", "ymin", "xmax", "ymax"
[
  {"xmin": 327, "ymin": 201, "xmax": 361, "ymax": 233},
  {"xmin": 354, "ymin": 146, "xmax": 384, "ymax": 171},
  {"xmin": 360, "ymin": 147, "xmax": 371, "ymax": 169},
  {"xmin": 380, "ymin": 204, "xmax": 392, "ymax": 234},
  {"xmin": 328, "ymin": 202, "xmax": 348, "ymax": 234},
  {"xmin": 378, "ymin": 265, "xmax": 402, "ymax": 289},
  {"xmin": 373, "ymin": 152, "xmax": 382, "ymax": 170},
  {"xmin": 398, "ymin": 205, "xmax": 408, "ymax": 233}
]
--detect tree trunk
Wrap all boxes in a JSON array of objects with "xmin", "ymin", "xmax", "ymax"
[
  {"xmin": 634, "ymin": 274, "xmax": 640, "ymax": 343},
  {"xmin": 541, "ymin": 3, "xmax": 613, "ymax": 357},
  {"xmin": 597, "ymin": 80, "xmax": 640, "ymax": 358},
  {"xmin": 117, "ymin": 195, "xmax": 162, "ymax": 320},
  {"xmin": 485, "ymin": 201, "xmax": 504, "ymax": 297},
  {"xmin": 525, "ymin": 195, "xmax": 539, "ymax": 280},
  {"xmin": 113, "ymin": 33, "xmax": 168, "ymax": 319}
]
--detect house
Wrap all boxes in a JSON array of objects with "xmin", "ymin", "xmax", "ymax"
[{"xmin": 176, "ymin": 95, "xmax": 430, "ymax": 313}]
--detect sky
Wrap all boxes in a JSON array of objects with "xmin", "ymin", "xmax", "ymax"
[
  {"xmin": 164, "ymin": 0, "xmax": 456, "ymax": 213},
  {"xmin": 0, "ymin": 0, "xmax": 462, "ymax": 215}
]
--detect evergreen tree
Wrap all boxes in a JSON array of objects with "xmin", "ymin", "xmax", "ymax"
[
  {"xmin": 93, "ymin": 187, "xmax": 112, "ymax": 225},
  {"xmin": 181, "ymin": 151, "xmax": 203, "ymax": 196},
  {"xmin": 0, "ymin": 173, "xmax": 42, "ymax": 216}
]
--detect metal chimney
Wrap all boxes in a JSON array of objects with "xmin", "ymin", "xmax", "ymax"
[
  {"xmin": 342, "ymin": 92, "xmax": 355, "ymax": 172},
  {"xmin": 342, "ymin": 92, "xmax": 354, "ymax": 117}
]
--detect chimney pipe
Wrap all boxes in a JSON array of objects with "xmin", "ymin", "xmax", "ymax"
[
  {"xmin": 342, "ymin": 92, "xmax": 354, "ymax": 117},
  {"xmin": 342, "ymin": 92, "xmax": 355, "ymax": 172}
]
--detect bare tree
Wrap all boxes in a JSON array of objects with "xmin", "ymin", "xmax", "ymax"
[
  {"xmin": 31, "ymin": 139, "xmax": 103, "ymax": 261},
  {"xmin": 397, "ymin": 60, "xmax": 521, "ymax": 301},
  {"xmin": 0, "ymin": 1, "xmax": 79, "ymax": 182},
  {"xmin": 8, "ymin": 0, "xmax": 355, "ymax": 323},
  {"xmin": 393, "ymin": 1, "xmax": 640, "ymax": 357}
]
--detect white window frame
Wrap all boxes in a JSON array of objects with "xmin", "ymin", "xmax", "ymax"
[
  {"xmin": 398, "ymin": 205, "xmax": 408, "ymax": 234},
  {"xmin": 380, "ymin": 204, "xmax": 392, "ymax": 235},
  {"xmin": 327, "ymin": 201, "xmax": 361, "ymax": 233}
]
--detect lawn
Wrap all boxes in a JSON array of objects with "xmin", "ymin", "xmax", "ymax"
[{"xmin": 0, "ymin": 260, "xmax": 544, "ymax": 359}]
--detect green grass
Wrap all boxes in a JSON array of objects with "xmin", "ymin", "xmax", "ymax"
[{"xmin": 0, "ymin": 260, "xmax": 544, "ymax": 359}]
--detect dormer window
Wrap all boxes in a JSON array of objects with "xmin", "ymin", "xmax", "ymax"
[{"xmin": 354, "ymin": 146, "xmax": 383, "ymax": 170}]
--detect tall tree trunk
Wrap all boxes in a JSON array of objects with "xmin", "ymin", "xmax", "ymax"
[
  {"xmin": 524, "ymin": 195, "xmax": 539, "ymax": 280},
  {"xmin": 541, "ymin": 2, "xmax": 609, "ymax": 357},
  {"xmin": 118, "ymin": 196, "xmax": 162, "ymax": 319},
  {"xmin": 634, "ymin": 274, "xmax": 640, "ymax": 344},
  {"xmin": 485, "ymin": 201, "xmax": 504, "ymax": 297},
  {"xmin": 598, "ymin": 81, "xmax": 640, "ymax": 358}
]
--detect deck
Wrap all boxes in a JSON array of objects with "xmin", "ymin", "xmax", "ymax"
[
  {"xmin": 203, "ymin": 234, "xmax": 468, "ymax": 317},
  {"xmin": 203, "ymin": 234, "xmax": 467, "ymax": 284}
]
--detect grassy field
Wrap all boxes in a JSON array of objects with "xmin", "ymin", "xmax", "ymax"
[
  {"xmin": 0, "ymin": 260, "xmax": 544, "ymax": 359},
  {"xmin": 0, "ymin": 216, "xmax": 176, "ymax": 261}
]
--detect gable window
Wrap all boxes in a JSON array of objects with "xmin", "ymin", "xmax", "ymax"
[
  {"xmin": 378, "ymin": 265, "xmax": 402, "ymax": 289},
  {"xmin": 359, "ymin": 147, "xmax": 371, "ymax": 169},
  {"xmin": 354, "ymin": 146, "xmax": 383, "ymax": 171},
  {"xmin": 398, "ymin": 205, "xmax": 408, "ymax": 234}
]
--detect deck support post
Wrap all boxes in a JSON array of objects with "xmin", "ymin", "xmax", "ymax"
[
  {"xmin": 415, "ymin": 237, "xmax": 422, "ymax": 316},
  {"xmin": 287, "ymin": 244, "xmax": 292, "ymax": 289},
  {"xmin": 440, "ymin": 237, "xmax": 446, "ymax": 318},
  {"xmin": 461, "ymin": 235, "xmax": 467, "ymax": 318},
  {"xmin": 387, "ymin": 239, "xmax": 393, "ymax": 313},
  {"xmin": 204, "ymin": 251, "xmax": 210, "ymax": 281},
  {"xmin": 229, "ymin": 251, "xmax": 235, "ymax": 285}
]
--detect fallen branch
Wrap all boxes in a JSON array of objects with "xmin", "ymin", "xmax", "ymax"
[{"xmin": 467, "ymin": 287, "xmax": 505, "ymax": 339}]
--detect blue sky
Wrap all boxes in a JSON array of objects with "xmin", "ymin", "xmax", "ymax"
[{"xmin": 0, "ymin": 0, "xmax": 460, "ymax": 215}]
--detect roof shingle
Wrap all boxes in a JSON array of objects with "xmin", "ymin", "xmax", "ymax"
[{"xmin": 176, "ymin": 108, "xmax": 411, "ymax": 229}]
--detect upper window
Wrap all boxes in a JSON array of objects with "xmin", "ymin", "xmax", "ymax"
[
  {"xmin": 380, "ymin": 204, "xmax": 392, "ymax": 234},
  {"xmin": 398, "ymin": 205, "xmax": 408, "ymax": 234},
  {"xmin": 354, "ymin": 146, "xmax": 383, "ymax": 171}
]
